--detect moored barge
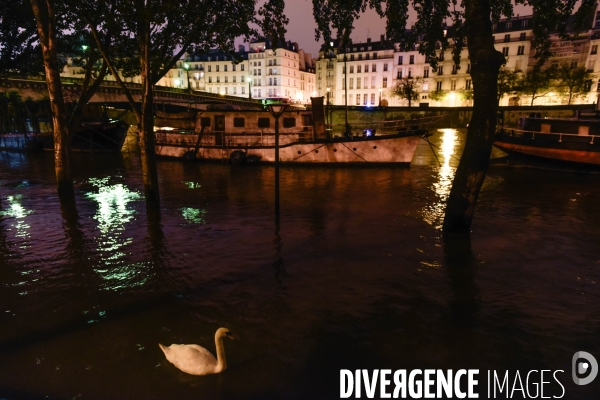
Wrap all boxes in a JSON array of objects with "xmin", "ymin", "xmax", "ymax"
[
  {"xmin": 154, "ymin": 105, "xmax": 442, "ymax": 164},
  {"xmin": 495, "ymin": 110, "xmax": 600, "ymax": 166}
]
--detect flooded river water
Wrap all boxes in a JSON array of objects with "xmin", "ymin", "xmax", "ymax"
[{"xmin": 0, "ymin": 129, "xmax": 599, "ymax": 399}]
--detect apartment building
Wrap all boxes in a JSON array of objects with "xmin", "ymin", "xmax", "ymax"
[
  {"xmin": 317, "ymin": 7, "xmax": 600, "ymax": 107},
  {"xmin": 61, "ymin": 39, "xmax": 316, "ymax": 103}
]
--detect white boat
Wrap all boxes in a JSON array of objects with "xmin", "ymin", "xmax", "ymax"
[{"xmin": 154, "ymin": 108, "xmax": 443, "ymax": 164}]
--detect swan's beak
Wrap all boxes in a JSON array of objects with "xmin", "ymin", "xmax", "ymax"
[{"xmin": 225, "ymin": 332, "xmax": 234, "ymax": 340}]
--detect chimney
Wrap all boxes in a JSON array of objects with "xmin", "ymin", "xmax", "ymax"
[
  {"xmin": 238, "ymin": 44, "xmax": 245, "ymax": 53},
  {"xmin": 381, "ymin": 34, "xmax": 385, "ymax": 42},
  {"xmin": 367, "ymin": 38, "xmax": 371, "ymax": 43}
]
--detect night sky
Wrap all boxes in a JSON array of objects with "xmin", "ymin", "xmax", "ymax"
[
  {"xmin": 284, "ymin": 0, "xmax": 385, "ymax": 56},
  {"xmin": 281, "ymin": 0, "xmax": 533, "ymax": 57}
]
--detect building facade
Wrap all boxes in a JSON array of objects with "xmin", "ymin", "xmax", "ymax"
[
  {"xmin": 316, "ymin": 8, "xmax": 600, "ymax": 107},
  {"xmin": 61, "ymin": 39, "xmax": 316, "ymax": 104}
]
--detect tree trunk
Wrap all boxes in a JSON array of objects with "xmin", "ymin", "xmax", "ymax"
[
  {"xmin": 30, "ymin": 0, "xmax": 73, "ymax": 197},
  {"xmin": 568, "ymin": 91, "xmax": 573, "ymax": 105},
  {"xmin": 139, "ymin": 20, "xmax": 160, "ymax": 205},
  {"xmin": 443, "ymin": 0, "xmax": 504, "ymax": 234}
]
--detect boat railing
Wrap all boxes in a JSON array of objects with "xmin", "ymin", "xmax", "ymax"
[
  {"xmin": 500, "ymin": 127, "xmax": 600, "ymax": 143},
  {"xmin": 328, "ymin": 114, "xmax": 445, "ymax": 136}
]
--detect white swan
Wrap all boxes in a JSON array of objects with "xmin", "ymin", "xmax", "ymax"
[{"xmin": 159, "ymin": 327, "xmax": 234, "ymax": 375}]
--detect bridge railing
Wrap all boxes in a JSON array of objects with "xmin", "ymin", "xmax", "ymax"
[{"xmin": 1, "ymin": 76, "xmax": 263, "ymax": 107}]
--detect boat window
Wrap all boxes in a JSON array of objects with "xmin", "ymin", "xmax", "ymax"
[
  {"xmin": 302, "ymin": 115, "xmax": 313, "ymax": 126},
  {"xmin": 233, "ymin": 118, "xmax": 245, "ymax": 128},
  {"xmin": 200, "ymin": 117, "xmax": 211, "ymax": 127},
  {"xmin": 283, "ymin": 118, "xmax": 296, "ymax": 128},
  {"xmin": 258, "ymin": 118, "xmax": 271, "ymax": 128}
]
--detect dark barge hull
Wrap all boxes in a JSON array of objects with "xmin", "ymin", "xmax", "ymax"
[
  {"xmin": 1, "ymin": 120, "xmax": 129, "ymax": 152},
  {"xmin": 494, "ymin": 129, "xmax": 600, "ymax": 165}
]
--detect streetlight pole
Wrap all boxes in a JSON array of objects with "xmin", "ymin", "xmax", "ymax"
[
  {"xmin": 266, "ymin": 103, "xmax": 289, "ymax": 218},
  {"xmin": 379, "ymin": 87, "xmax": 382, "ymax": 107}
]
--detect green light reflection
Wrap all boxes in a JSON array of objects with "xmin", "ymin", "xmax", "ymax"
[
  {"xmin": 0, "ymin": 194, "xmax": 33, "ymax": 242},
  {"xmin": 85, "ymin": 177, "xmax": 145, "ymax": 290},
  {"xmin": 182, "ymin": 181, "xmax": 201, "ymax": 189},
  {"xmin": 180, "ymin": 207, "xmax": 207, "ymax": 224}
]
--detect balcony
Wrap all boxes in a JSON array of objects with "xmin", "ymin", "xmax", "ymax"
[{"xmin": 494, "ymin": 35, "xmax": 533, "ymax": 43}]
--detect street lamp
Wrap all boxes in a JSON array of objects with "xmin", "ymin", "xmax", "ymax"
[
  {"xmin": 248, "ymin": 75, "xmax": 252, "ymax": 99},
  {"xmin": 266, "ymin": 102, "xmax": 289, "ymax": 217}
]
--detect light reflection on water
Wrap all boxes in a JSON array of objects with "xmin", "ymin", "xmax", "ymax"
[
  {"xmin": 85, "ymin": 177, "xmax": 142, "ymax": 236},
  {"xmin": 180, "ymin": 207, "xmax": 207, "ymax": 224},
  {"xmin": 182, "ymin": 181, "xmax": 201, "ymax": 189},
  {"xmin": 84, "ymin": 177, "xmax": 147, "ymax": 290},
  {"xmin": 0, "ymin": 194, "xmax": 33, "ymax": 245},
  {"xmin": 421, "ymin": 128, "xmax": 459, "ymax": 229}
]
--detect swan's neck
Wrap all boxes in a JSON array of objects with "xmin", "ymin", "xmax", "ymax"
[{"xmin": 214, "ymin": 334, "xmax": 227, "ymax": 372}]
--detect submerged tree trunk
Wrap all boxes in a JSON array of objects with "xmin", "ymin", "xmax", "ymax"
[
  {"xmin": 443, "ymin": 0, "xmax": 504, "ymax": 234},
  {"xmin": 138, "ymin": 21, "xmax": 160, "ymax": 205},
  {"xmin": 30, "ymin": 0, "xmax": 73, "ymax": 196}
]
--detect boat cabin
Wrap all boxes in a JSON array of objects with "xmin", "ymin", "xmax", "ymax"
[{"xmin": 519, "ymin": 112, "xmax": 600, "ymax": 136}]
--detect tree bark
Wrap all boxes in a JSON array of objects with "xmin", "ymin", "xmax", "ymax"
[
  {"xmin": 443, "ymin": 0, "xmax": 504, "ymax": 234},
  {"xmin": 30, "ymin": 0, "xmax": 73, "ymax": 197},
  {"xmin": 139, "ymin": 19, "xmax": 160, "ymax": 205}
]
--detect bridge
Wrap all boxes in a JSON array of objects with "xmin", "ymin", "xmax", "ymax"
[{"xmin": 0, "ymin": 77, "xmax": 264, "ymax": 111}]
